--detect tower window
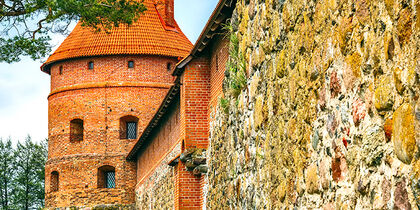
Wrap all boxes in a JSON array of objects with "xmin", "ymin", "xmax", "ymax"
[
  {"xmin": 105, "ymin": 171, "xmax": 115, "ymax": 188},
  {"xmin": 70, "ymin": 119, "xmax": 84, "ymax": 142},
  {"xmin": 126, "ymin": 122, "xmax": 137, "ymax": 139},
  {"xmin": 59, "ymin": 66, "xmax": 63, "ymax": 75},
  {"xmin": 128, "ymin": 61, "xmax": 134, "ymax": 68},
  {"xmin": 167, "ymin": 62, "xmax": 172, "ymax": 71},
  {"xmin": 88, "ymin": 61, "xmax": 94, "ymax": 70},
  {"xmin": 119, "ymin": 115, "xmax": 139, "ymax": 139},
  {"xmin": 51, "ymin": 171, "xmax": 59, "ymax": 192},
  {"xmin": 98, "ymin": 165, "xmax": 115, "ymax": 189}
]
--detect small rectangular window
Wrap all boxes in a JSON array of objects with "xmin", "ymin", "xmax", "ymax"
[
  {"xmin": 88, "ymin": 61, "xmax": 94, "ymax": 70},
  {"xmin": 128, "ymin": 61, "xmax": 134, "ymax": 68},
  {"xmin": 126, "ymin": 122, "xmax": 137, "ymax": 139},
  {"xmin": 105, "ymin": 171, "xmax": 115, "ymax": 188}
]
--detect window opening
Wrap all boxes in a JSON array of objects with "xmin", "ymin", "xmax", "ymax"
[
  {"xmin": 128, "ymin": 61, "xmax": 134, "ymax": 68},
  {"xmin": 126, "ymin": 122, "xmax": 137, "ymax": 139},
  {"xmin": 70, "ymin": 119, "xmax": 84, "ymax": 141},
  {"xmin": 51, "ymin": 171, "xmax": 59, "ymax": 192},
  {"xmin": 105, "ymin": 171, "xmax": 115, "ymax": 188},
  {"xmin": 120, "ymin": 116, "xmax": 139, "ymax": 139},
  {"xmin": 88, "ymin": 61, "xmax": 94, "ymax": 70},
  {"xmin": 98, "ymin": 165, "xmax": 115, "ymax": 189}
]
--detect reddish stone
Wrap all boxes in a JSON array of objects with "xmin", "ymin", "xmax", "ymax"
[
  {"xmin": 342, "ymin": 137, "xmax": 348, "ymax": 148},
  {"xmin": 319, "ymin": 86, "xmax": 327, "ymax": 110},
  {"xmin": 384, "ymin": 118, "xmax": 393, "ymax": 142},
  {"xmin": 352, "ymin": 98, "xmax": 366, "ymax": 126},
  {"xmin": 332, "ymin": 148, "xmax": 347, "ymax": 182},
  {"xmin": 394, "ymin": 179, "xmax": 412, "ymax": 210},
  {"xmin": 330, "ymin": 71, "xmax": 341, "ymax": 98}
]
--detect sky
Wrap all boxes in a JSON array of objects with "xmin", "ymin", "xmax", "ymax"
[{"xmin": 0, "ymin": 0, "xmax": 219, "ymax": 144}]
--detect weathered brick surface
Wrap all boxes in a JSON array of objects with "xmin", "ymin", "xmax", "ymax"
[
  {"xmin": 209, "ymin": 36, "xmax": 229, "ymax": 111},
  {"xmin": 136, "ymin": 99, "xmax": 181, "ymax": 183},
  {"xmin": 180, "ymin": 57, "xmax": 211, "ymax": 149},
  {"xmin": 45, "ymin": 55, "xmax": 177, "ymax": 208}
]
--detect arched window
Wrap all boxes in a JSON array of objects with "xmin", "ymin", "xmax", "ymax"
[
  {"xmin": 51, "ymin": 171, "xmax": 59, "ymax": 192},
  {"xmin": 119, "ymin": 116, "xmax": 139, "ymax": 139},
  {"xmin": 88, "ymin": 61, "xmax": 94, "ymax": 70},
  {"xmin": 70, "ymin": 119, "xmax": 84, "ymax": 141},
  {"xmin": 97, "ymin": 165, "xmax": 115, "ymax": 189}
]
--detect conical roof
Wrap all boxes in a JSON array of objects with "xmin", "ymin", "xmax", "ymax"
[{"xmin": 41, "ymin": 0, "xmax": 192, "ymax": 73}]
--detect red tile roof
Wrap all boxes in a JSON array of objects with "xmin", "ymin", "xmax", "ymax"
[{"xmin": 41, "ymin": 0, "xmax": 192, "ymax": 72}]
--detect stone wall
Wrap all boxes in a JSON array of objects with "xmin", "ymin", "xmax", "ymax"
[
  {"xmin": 207, "ymin": 0, "xmax": 419, "ymax": 209},
  {"xmin": 135, "ymin": 142, "xmax": 181, "ymax": 210}
]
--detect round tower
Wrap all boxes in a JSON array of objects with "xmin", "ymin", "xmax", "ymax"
[{"xmin": 41, "ymin": 0, "xmax": 192, "ymax": 208}]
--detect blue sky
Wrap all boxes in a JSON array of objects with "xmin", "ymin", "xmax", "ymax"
[{"xmin": 0, "ymin": 0, "xmax": 219, "ymax": 143}]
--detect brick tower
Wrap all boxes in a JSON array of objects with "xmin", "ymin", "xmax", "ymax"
[{"xmin": 41, "ymin": 0, "xmax": 192, "ymax": 208}]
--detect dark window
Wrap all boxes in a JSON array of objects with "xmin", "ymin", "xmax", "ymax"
[
  {"xmin": 105, "ymin": 171, "xmax": 115, "ymax": 188},
  {"xmin": 70, "ymin": 119, "xmax": 84, "ymax": 141},
  {"xmin": 51, "ymin": 171, "xmax": 59, "ymax": 192},
  {"xmin": 119, "ymin": 116, "xmax": 139, "ymax": 139},
  {"xmin": 126, "ymin": 122, "xmax": 137, "ymax": 139},
  {"xmin": 98, "ymin": 165, "xmax": 115, "ymax": 189},
  {"xmin": 88, "ymin": 61, "xmax": 94, "ymax": 70},
  {"xmin": 128, "ymin": 61, "xmax": 134, "ymax": 68},
  {"xmin": 167, "ymin": 62, "xmax": 172, "ymax": 71},
  {"xmin": 59, "ymin": 66, "xmax": 63, "ymax": 75}
]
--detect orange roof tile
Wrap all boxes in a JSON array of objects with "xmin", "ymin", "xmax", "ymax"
[{"xmin": 41, "ymin": 0, "xmax": 192, "ymax": 72}]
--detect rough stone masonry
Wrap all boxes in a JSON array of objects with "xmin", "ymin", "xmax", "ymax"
[{"xmin": 207, "ymin": 0, "xmax": 419, "ymax": 209}]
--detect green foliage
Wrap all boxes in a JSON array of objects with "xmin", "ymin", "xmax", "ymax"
[
  {"xmin": 0, "ymin": 138, "xmax": 14, "ymax": 209},
  {"xmin": 219, "ymin": 97, "xmax": 229, "ymax": 114},
  {"xmin": 224, "ymin": 24, "xmax": 247, "ymax": 99},
  {"xmin": 0, "ymin": 0, "xmax": 146, "ymax": 63},
  {"xmin": 0, "ymin": 37, "xmax": 50, "ymax": 63},
  {"xmin": 0, "ymin": 136, "xmax": 47, "ymax": 209},
  {"xmin": 13, "ymin": 136, "xmax": 47, "ymax": 209}
]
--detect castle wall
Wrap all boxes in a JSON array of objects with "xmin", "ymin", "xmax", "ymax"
[
  {"xmin": 207, "ymin": 0, "xmax": 419, "ymax": 209},
  {"xmin": 135, "ymin": 98, "xmax": 180, "ymax": 183},
  {"xmin": 45, "ymin": 55, "xmax": 177, "ymax": 208},
  {"xmin": 180, "ymin": 57, "xmax": 211, "ymax": 149},
  {"xmin": 134, "ymin": 99, "xmax": 181, "ymax": 209},
  {"xmin": 209, "ymin": 36, "xmax": 230, "ymax": 114}
]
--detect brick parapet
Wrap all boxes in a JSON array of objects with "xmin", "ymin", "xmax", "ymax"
[{"xmin": 180, "ymin": 57, "xmax": 211, "ymax": 149}]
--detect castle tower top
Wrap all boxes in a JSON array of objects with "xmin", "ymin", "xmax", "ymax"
[{"xmin": 41, "ymin": 0, "xmax": 191, "ymax": 73}]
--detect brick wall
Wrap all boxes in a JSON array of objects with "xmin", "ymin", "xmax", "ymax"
[
  {"xmin": 45, "ymin": 55, "xmax": 177, "ymax": 208},
  {"xmin": 209, "ymin": 35, "xmax": 229, "ymax": 112},
  {"xmin": 136, "ymin": 98, "xmax": 181, "ymax": 183},
  {"xmin": 180, "ymin": 57, "xmax": 211, "ymax": 149}
]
